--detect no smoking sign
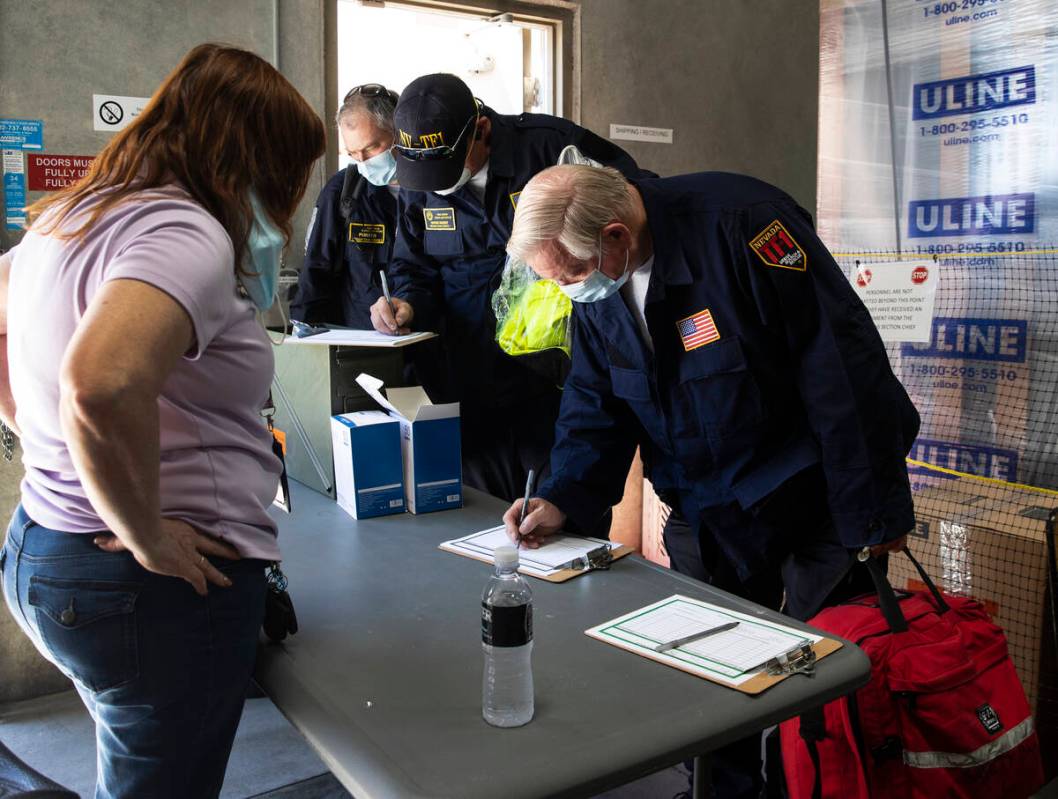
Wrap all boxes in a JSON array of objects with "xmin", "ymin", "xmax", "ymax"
[
  {"xmin": 99, "ymin": 101, "xmax": 123, "ymax": 126},
  {"xmin": 92, "ymin": 94, "xmax": 149, "ymax": 132}
]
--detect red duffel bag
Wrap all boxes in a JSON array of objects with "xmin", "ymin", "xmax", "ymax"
[{"xmin": 781, "ymin": 549, "xmax": 1044, "ymax": 799}]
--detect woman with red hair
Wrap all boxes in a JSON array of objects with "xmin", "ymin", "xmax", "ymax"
[{"xmin": 0, "ymin": 44, "xmax": 325, "ymax": 797}]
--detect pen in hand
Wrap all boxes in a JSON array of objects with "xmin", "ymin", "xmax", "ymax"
[
  {"xmin": 516, "ymin": 469, "xmax": 535, "ymax": 549},
  {"xmin": 379, "ymin": 270, "xmax": 397, "ymax": 332}
]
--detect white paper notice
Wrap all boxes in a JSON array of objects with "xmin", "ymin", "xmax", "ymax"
[
  {"xmin": 93, "ymin": 94, "xmax": 150, "ymax": 132},
  {"xmin": 850, "ymin": 260, "xmax": 939, "ymax": 343},
  {"xmin": 2, "ymin": 150, "xmax": 24, "ymax": 174}
]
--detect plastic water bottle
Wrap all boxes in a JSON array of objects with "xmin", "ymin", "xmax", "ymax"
[{"xmin": 481, "ymin": 545, "xmax": 534, "ymax": 727}]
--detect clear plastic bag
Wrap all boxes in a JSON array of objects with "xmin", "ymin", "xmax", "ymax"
[
  {"xmin": 493, "ymin": 264, "xmax": 572, "ymax": 357},
  {"xmin": 492, "ymin": 145, "xmax": 602, "ymax": 362}
]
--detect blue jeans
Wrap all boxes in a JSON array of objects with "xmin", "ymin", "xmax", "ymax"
[{"xmin": 1, "ymin": 505, "xmax": 267, "ymax": 799}]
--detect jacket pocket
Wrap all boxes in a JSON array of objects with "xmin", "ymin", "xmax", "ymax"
[
  {"xmin": 29, "ymin": 575, "xmax": 140, "ymax": 692},
  {"xmin": 610, "ymin": 366, "xmax": 652, "ymax": 402},
  {"xmin": 422, "ymin": 228, "xmax": 465, "ymax": 257},
  {"xmin": 678, "ymin": 337, "xmax": 765, "ymax": 438}
]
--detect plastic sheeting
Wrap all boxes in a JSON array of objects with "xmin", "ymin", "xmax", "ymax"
[
  {"xmin": 820, "ymin": 0, "xmax": 1058, "ymax": 489},
  {"xmin": 819, "ymin": 0, "xmax": 1058, "ymax": 252}
]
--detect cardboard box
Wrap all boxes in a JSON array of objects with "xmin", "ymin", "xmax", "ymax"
[
  {"xmin": 272, "ymin": 338, "xmax": 415, "ymax": 499},
  {"xmin": 356, "ymin": 374, "xmax": 462, "ymax": 514},
  {"xmin": 330, "ymin": 411, "xmax": 405, "ymax": 519},
  {"xmin": 890, "ymin": 479, "xmax": 1056, "ymax": 715}
]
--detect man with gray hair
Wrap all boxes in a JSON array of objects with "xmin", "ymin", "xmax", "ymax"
[
  {"xmin": 502, "ymin": 164, "xmax": 919, "ymax": 798},
  {"xmin": 290, "ymin": 84, "xmax": 401, "ymax": 328}
]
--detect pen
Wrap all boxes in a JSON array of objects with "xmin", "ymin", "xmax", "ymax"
[
  {"xmin": 516, "ymin": 468, "xmax": 535, "ymax": 547},
  {"xmin": 379, "ymin": 270, "xmax": 396, "ymax": 323},
  {"xmin": 653, "ymin": 621, "xmax": 740, "ymax": 654}
]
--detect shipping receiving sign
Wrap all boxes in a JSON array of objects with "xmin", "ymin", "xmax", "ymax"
[
  {"xmin": 609, "ymin": 124, "xmax": 673, "ymax": 144},
  {"xmin": 850, "ymin": 260, "xmax": 939, "ymax": 343}
]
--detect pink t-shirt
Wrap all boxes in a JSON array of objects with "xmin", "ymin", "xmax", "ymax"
[{"xmin": 8, "ymin": 186, "xmax": 281, "ymax": 560}]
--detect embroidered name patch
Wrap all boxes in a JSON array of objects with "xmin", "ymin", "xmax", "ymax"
[
  {"xmin": 509, "ymin": 191, "xmax": 522, "ymax": 210},
  {"xmin": 677, "ymin": 309, "xmax": 720, "ymax": 351},
  {"xmin": 423, "ymin": 207, "xmax": 456, "ymax": 231},
  {"xmin": 348, "ymin": 222, "xmax": 385, "ymax": 245},
  {"xmin": 749, "ymin": 220, "xmax": 807, "ymax": 271}
]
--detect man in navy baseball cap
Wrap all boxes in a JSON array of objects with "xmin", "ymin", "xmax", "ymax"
[
  {"xmin": 392, "ymin": 74, "xmax": 480, "ymax": 192},
  {"xmin": 377, "ymin": 72, "xmax": 649, "ymax": 509}
]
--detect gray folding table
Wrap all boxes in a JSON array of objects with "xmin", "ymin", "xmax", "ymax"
[{"xmin": 256, "ymin": 481, "xmax": 870, "ymax": 799}]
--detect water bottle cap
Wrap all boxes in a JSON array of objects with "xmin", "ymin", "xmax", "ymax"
[{"xmin": 494, "ymin": 545, "xmax": 519, "ymax": 569}]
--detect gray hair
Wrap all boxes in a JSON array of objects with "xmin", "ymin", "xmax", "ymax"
[
  {"xmin": 507, "ymin": 164, "xmax": 635, "ymax": 264},
  {"xmin": 336, "ymin": 86, "xmax": 397, "ymax": 132}
]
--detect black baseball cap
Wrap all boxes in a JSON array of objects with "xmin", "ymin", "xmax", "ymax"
[{"xmin": 393, "ymin": 74, "xmax": 479, "ymax": 192}]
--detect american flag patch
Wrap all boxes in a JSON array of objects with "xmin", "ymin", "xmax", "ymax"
[{"xmin": 677, "ymin": 309, "xmax": 720, "ymax": 351}]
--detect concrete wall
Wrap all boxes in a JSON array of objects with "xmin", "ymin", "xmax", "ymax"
[
  {"xmin": 580, "ymin": 0, "xmax": 820, "ymax": 211},
  {"xmin": 0, "ymin": 0, "xmax": 328, "ymax": 263}
]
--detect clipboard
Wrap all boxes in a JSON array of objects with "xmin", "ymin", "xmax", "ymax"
[
  {"xmin": 585, "ymin": 594, "xmax": 843, "ymax": 694},
  {"xmin": 439, "ymin": 527, "xmax": 635, "ymax": 583}
]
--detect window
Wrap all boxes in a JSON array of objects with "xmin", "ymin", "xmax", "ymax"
[{"xmin": 334, "ymin": 0, "xmax": 562, "ymax": 168}]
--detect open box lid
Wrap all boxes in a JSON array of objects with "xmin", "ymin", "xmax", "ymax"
[{"xmin": 356, "ymin": 373, "xmax": 459, "ymax": 422}]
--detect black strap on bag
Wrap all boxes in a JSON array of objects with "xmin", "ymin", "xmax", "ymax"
[
  {"xmin": 862, "ymin": 548, "xmax": 951, "ymax": 634},
  {"xmin": 901, "ymin": 547, "xmax": 951, "ymax": 614},
  {"xmin": 799, "ymin": 708, "xmax": 827, "ymax": 799},
  {"xmin": 863, "ymin": 552, "xmax": 910, "ymax": 633},
  {"xmin": 338, "ymin": 164, "xmax": 364, "ymax": 223}
]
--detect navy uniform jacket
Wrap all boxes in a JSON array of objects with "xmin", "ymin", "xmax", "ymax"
[
  {"xmin": 538, "ymin": 173, "xmax": 920, "ymax": 579},
  {"xmin": 290, "ymin": 167, "xmax": 397, "ymax": 328},
  {"xmin": 389, "ymin": 108, "xmax": 645, "ymax": 409}
]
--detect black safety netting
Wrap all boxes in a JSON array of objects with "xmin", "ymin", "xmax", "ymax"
[{"xmin": 835, "ymin": 249, "xmax": 1058, "ymax": 762}]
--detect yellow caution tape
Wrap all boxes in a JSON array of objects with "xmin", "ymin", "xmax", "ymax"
[
  {"xmin": 906, "ymin": 458, "xmax": 1058, "ymax": 499},
  {"xmin": 833, "ymin": 249, "xmax": 1058, "ymax": 259}
]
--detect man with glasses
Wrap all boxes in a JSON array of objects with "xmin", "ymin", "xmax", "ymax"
[
  {"xmin": 290, "ymin": 84, "xmax": 401, "ymax": 329},
  {"xmin": 370, "ymin": 72, "xmax": 648, "ymax": 504}
]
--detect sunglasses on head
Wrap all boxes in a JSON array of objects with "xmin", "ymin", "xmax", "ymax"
[
  {"xmin": 392, "ymin": 111, "xmax": 479, "ymax": 162},
  {"xmin": 343, "ymin": 83, "xmax": 398, "ymax": 104}
]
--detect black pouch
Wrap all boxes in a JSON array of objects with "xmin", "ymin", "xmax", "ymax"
[{"xmin": 263, "ymin": 562, "xmax": 298, "ymax": 642}]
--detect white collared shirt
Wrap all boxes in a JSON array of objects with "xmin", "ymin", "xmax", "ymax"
[{"xmin": 620, "ymin": 256, "xmax": 655, "ymax": 351}]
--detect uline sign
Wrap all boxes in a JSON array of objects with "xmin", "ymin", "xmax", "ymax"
[
  {"xmin": 907, "ymin": 193, "xmax": 1035, "ymax": 238},
  {"xmin": 912, "ymin": 66, "xmax": 1036, "ymax": 120}
]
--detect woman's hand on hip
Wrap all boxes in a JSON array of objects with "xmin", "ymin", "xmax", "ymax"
[{"xmin": 94, "ymin": 519, "xmax": 241, "ymax": 596}]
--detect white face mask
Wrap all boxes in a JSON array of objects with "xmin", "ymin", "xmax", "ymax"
[
  {"xmin": 434, "ymin": 131, "xmax": 477, "ymax": 196},
  {"xmin": 434, "ymin": 166, "xmax": 472, "ymax": 196},
  {"xmin": 559, "ymin": 235, "xmax": 631, "ymax": 304},
  {"xmin": 356, "ymin": 149, "xmax": 397, "ymax": 186}
]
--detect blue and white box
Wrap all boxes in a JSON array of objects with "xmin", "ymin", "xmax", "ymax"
[
  {"xmin": 330, "ymin": 410, "xmax": 405, "ymax": 519},
  {"xmin": 356, "ymin": 373, "xmax": 462, "ymax": 514}
]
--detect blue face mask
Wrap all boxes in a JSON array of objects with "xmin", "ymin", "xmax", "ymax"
[
  {"xmin": 356, "ymin": 149, "xmax": 397, "ymax": 186},
  {"xmin": 240, "ymin": 192, "xmax": 285, "ymax": 311},
  {"xmin": 559, "ymin": 237, "xmax": 631, "ymax": 304}
]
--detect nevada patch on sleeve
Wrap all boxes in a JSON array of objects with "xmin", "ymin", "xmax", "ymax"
[{"xmin": 749, "ymin": 220, "xmax": 807, "ymax": 271}]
